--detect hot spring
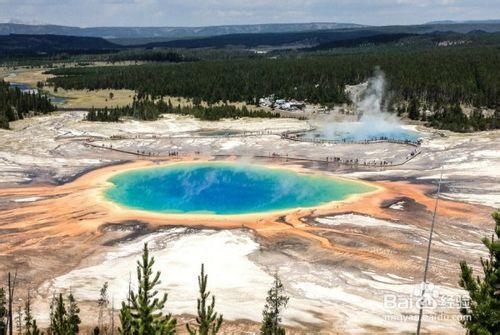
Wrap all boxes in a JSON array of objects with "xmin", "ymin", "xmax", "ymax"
[
  {"xmin": 300, "ymin": 70, "xmax": 422, "ymax": 143},
  {"xmin": 105, "ymin": 162, "xmax": 375, "ymax": 215},
  {"xmin": 300, "ymin": 122, "xmax": 420, "ymax": 142}
]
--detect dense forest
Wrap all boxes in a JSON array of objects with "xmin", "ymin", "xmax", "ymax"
[
  {"xmin": 119, "ymin": 30, "xmax": 500, "ymax": 50},
  {"xmin": 305, "ymin": 33, "xmax": 414, "ymax": 51},
  {"xmin": 426, "ymin": 104, "xmax": 498, "ymax": 132},
  {"xmin": 0, "ymin": 80, "xmax": 55, "ymax": 129},
  {"xmin": 141, "ymin": 29, "xmax": 412, "ymax": 49},
  {"xmin": 105, "ymin": 50, "xmax": 196, "ymax": 63},
  {"xmin": 86, "ymin": 98, "xmax": 280, "ymax": 122},
  {"xmin": 47, "ymin": 46, "xmax": 499, "ymax": 107},
  {"xmin": 46, "ymin": 46, "xmax": 499, "ymax": 131},
  {"xmin": 0, "ymin": 34, "xmax": 121, "ymax": 58}
]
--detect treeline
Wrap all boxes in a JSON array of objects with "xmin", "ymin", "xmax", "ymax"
[
  {"xmin": 105, "ymin": 50, "xmax": 197, "ymax": 63},
  {"xmin": 0, "ymin": 80, "xmax": 55, "ymax": 129},
  {"xmin": 140, "ymin": 29, "xmax": 395, "ymax": 49},
  {"xmin": 0, "ymin": 244, "xmax": 289, "ymax": 335},
  {"xmin": 47, "ymin": 46, "xmax": 499, "ymax": 110},
  {"xmin": 306, "ymin": 33, "xmax": 414, "ymax": 51},
  {"xmin": 0, "ymin": 34, "xmax": 121, "ymax": 59},
  {"xmin": 0, "ymin": 48, "xmax": 261, "ymax": 68},
  {"xmin": 403, "ymin": 100, "xmax": 499, "ymax": 132},
  {"xmin": 86, "ymin": 99, "xmax": 280, "ymax": 122},
  {"xmin": 427, "ymin": 105, "xmax": 499, "ymax": 132}
]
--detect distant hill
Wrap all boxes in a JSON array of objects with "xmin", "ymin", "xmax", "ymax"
[
  {"xmin": 0, "ymin": 34, "xmax": 121, "ymax": 56},
  {"xmin": 2, "ymin": 29, "xmax": 498, "ymax": 59},
  {"xmin": 2, "ymin": 21, "xmax": 500, "ymax": 47},
  {"xmin": 307, "ymin": 30, "xmax": 500, "ymax": 51},
  {"xmin": 426, "ymin": 19, "xmax": 500, "ymax": 25},
  {"xmin": 142, "ymin": 28, "xmax": 500, "ymax": 50},
  {"xmin": 305, "ymin": 33, "xmax": 415, "ymax": 51},
  {"xmin": 374, "ymin": 23, "xmax": 500, "ymax": 34},
  {"xmin": 143, "ymin": 29, "xmax": 413, "ymax": 49},
  {"xmin": 0, "ymin": 22, "xmax": 365, "ymax": 40}
]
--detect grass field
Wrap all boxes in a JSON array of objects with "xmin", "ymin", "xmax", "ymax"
[
  {"xmin": 0, "ymin": 64, "xmax": 272, "ymax": 110},
  {"xmin": 45, "ymin": 87, "xmax": 135, "ymax": 108},
  {"xmin": 1, "ymin": 66, "xmax": 135, "ymax": 108}
]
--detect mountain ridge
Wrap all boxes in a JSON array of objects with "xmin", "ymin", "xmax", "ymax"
[
  {"xmin": 0, "ymin": 22, "xmax": 365, "ymax": 40},
  {"xmin": 425, "ymin": 19, "xmax": 500, "ymax": 25}
]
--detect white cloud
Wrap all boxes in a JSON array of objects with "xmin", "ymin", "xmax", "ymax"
[{"xmin": 0, "ymin": 0, "xmax": 497, "ymax": 26}]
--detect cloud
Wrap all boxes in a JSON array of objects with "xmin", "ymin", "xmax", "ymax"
[{"xmin": 0, "ymin": 0, "xmax": 498, "ymax": 27}]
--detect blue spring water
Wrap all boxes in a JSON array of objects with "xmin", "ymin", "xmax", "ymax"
[
  {"xmin": 302, "ymin": 122, "xmax": 420, "ymax": 142},
  {"xmin": 9, "ymin": 82, "xmax": 66, "ymax": 104},
  {"xmin": 105, "ymin": 162, "xmax": 375, "ymax": 215}
]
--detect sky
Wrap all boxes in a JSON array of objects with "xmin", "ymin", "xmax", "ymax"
[{"xmin": 0, "ymin": 0, "xmax": 499, "ymax": 27}]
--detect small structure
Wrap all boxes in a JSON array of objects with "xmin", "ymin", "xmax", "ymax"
[{"xmin": 259, "ymin": 95, "xmax": 305, "ymax": 111}]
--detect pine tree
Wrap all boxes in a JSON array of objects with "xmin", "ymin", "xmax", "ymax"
[
  {"xmin": 459, "ymin": 211, "xmax": 500, "ymax": 335},
  {"xmin": 97, "ymin": 282, "xmax": 109, "ymax": 333},
  {"xmin": 186, "ymin": 264, "xmax": 223, "ymax": 335},
  {"xmin": 118, "ymin": 277, "xmax": 133, "ymax": 335},
  {"xmin": 67, "ymin": 293, "xmax": 81, "ymax": 335},
  {"xmin": 49, "ymin": 294, "xmax": 67, "ymax": 335},
  {"xmin": 48, "ymin": 293, "xmax": 80, "ymax": 335},
  {"xmin": 16, "ymin": 305, "xmax": 23, "ymax": 335},
  {"xmin": 23, "ymin": 291, "xmax": 43, "ymax": 335},
  {"xmin": 119, "ymin": 243, "xmax": 176, "ymax": 335},
  {"xmin": 30, "ymin": 320, "xmax": 42, "ymax": 335},
  {"xmin": 24, "ymin": 292, "xmax": 33, "ymax": 334},
  {"xmin": 260, "ymin": 273, "xmax": 289, "ymax": 335},
  {"xmin": 118, "ymin": 303, "xmax": 132, "ymax": 335},
  {"xmin": 407, "ymin": 98, "xmax": 420, "ymax": 120},
  {"xmin": 0, "ymin": 288, "xmax": 6, "ymax": 335},
  {"xmin": 24, "ymin": 291, "xmax": 33, "ymax": 335}
]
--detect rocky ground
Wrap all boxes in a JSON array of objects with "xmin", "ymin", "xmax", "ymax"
[{"xmin": 0, "ymin": 111, "xmax": 499, "ymax": 334}]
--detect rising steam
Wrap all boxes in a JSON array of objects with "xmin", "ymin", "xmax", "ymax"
[{"xmin": 322, "ymin": 69, "xmax": 416, "ymax": 142}]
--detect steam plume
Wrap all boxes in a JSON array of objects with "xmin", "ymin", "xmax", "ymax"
[{"xmin": 322, "ymin": 69, "xmax": 416, "ymax": 142}]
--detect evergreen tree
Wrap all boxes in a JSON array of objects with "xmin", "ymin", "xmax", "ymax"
[
  {"xmin": 49, "ymin": 294, "xmax": 67, "ymax": 335},
  {"xmin": 24, "ymin": 292, "xmax": 33, "ymax": 334},
  {"xmin": 48, "ymin": 45, "xmax": 500, "ymax": 132},
  {"xmin": 260, "ymin": 274, "xmax": 289, "ymax": 335},
  {"xmin": 16, "ymin": 305, "xmax": 23, "ymax": 335},
  {"xmin": 67, "ymin": 293, "xmax": 81, "ymax": 335},
  {"xmin": 119, "ymin": 278, "xmax": 133, "ymax": 335},
  {"xmin": 119, "ymin": 243, "xmax": 176, "ymax": 335},
  {"xmin": 30, "ymin": 320, "xmax": 42, "ymax": 335},
  {"xmin": 186, "ymin": 264, "xmax": 223, "ymax": 335},
  {"xmin": 24, "ymin": 291, "xmax": 33, "ymax": 335},
  {"xmin": 407, "ymin": 98, "xmax": 420, "ymax": 120},
  {"xmin": 118, "ymin": 303, "xmax": 132, "ymax": 335},
  {"xmin": 459, "ymin": 211, "xmax": 500, "ymax": 335},
  {"xmin": 23, "ymin": 291, "xmax": 43, "ymax": 335},
  {"xmin": 97, "ymin": 282, "xmax": 109, "ymax": 333},
  {"xmin": 0, "ymin": 80, "xmax": 55, "ymax": 129},
  {"xmin": 0, "ymin": 288, "xmax": 6, "ymax": 335},
  {"xmin": 48, "ymin": 293, "xmax": 80, "ymax": 335},
  {"xmin": 84, "ymin": 98, "xmax": 278, "ymax": 123}
]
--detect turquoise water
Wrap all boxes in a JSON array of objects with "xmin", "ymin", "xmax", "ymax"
[
  {"xmin": 105, "ymin": 163, "xmax": 375, "ymax": 215},
  {"xmin": 301, "ymin": 122, "xmax": 420, "ymax": 142}
]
